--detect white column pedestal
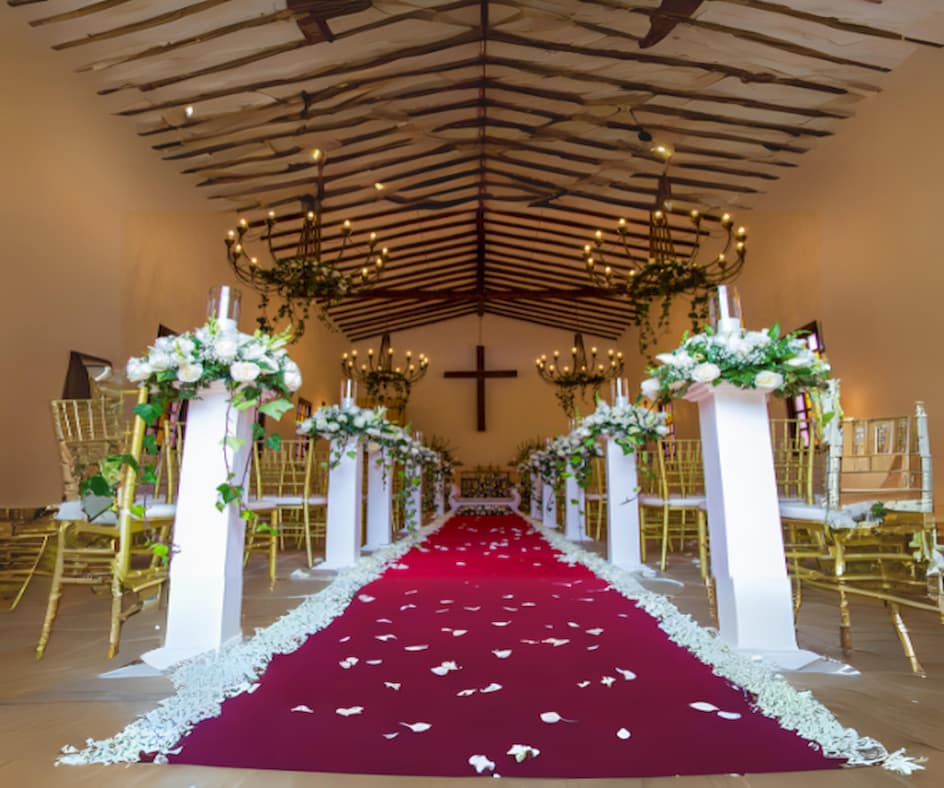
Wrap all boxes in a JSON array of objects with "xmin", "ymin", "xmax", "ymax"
[
  {"xmin": 142, "ymin": 381, "xmax": 253, "ymax": 671},
  {"xmin": 685, "ymin": 382, "xmax": 819, "ymax": 668},
  {"xmin": 541, "ymin": 480, "xmax": 558, "ymax": 528},
  {"xmin": 322, "ymin": 438, "xmax": 364, "ymax": 569},
  {"xmin": 564, "ymin": 474, "xmax": 590, "ymax": 541},
  {"xmin": 364, "ymin": 446, "xmax": 391, "ymax": 550},
  {"xmin": 530, "ymin": 474, "xmax": 542, "ymax": 520},
  {"xmin": 605, "ymin": 436, "xmax": 647, "ymax": 573}
]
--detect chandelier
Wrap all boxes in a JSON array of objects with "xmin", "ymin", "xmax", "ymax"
[
  {"xmin": 583, "ymin": 149, "xmax": 747, "ymax": 354},
  {"xmin": 224, "ymin": 148, "xmax": 389, "ymax": 339},
  {"xmin": 341, "ymin": 333, "xmax": 429, "ymax": 413},
  {"xmin": 535, "ymin": 333, "xmax": 624, "ymax": 418}
]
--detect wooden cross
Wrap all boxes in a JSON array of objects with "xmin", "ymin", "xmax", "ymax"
[{"xmin": 443, "ymin": 345, "xmax": 517, "ymax": 432}]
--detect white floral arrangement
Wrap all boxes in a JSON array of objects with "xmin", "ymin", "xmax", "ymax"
[
  {"xmin": 127, "ymin": 318, "xmax": 302, "ymax": 403},
  {"xmin": 641, "ymin": 324, "xmax": 830, "ymax": 403},
  {"xmin": 298, "ymin": 403, "xmax": 386, "ymax": 443},
  {"xmin": 580, "ymin": 400, "xmax": 668, "ymax": 456}
]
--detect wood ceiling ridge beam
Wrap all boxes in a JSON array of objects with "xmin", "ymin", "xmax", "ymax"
[
  {"xmin": 627, "ymin": 7, "xmax": 892, "ymax": 73},
  {"xmin": 486, "ymin": 30, "xmax": 854, "ymax": 96},
  {"xmin": 713, "ymin": 0, "xmax": 944, "ymax": 49},
  {"xmin": 50, "ymin": 0, "xmax": 233, "ymax": 51},
  {"xmin": 115, "ymin": 30, "xmax": 484, "ymax": 117}
]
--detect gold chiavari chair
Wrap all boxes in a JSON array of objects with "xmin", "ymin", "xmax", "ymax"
[
  {"xmin": 0, "ymin": 526, "xmax": 52, "ymax": 611},
  {"xmin": 37, "ymin": 387, "xmax": 177, "ymax": 660},
  {"xmin": 584, "ymin": 455, "xmax": 607, "ymax": 541},
  {"xmin": 778, "ymin": 403, "xmax": 941, "ymax": 674},
  {"xmin": 248, "ymin": 437, "xmax": 327, "ymax": 570},
  {"xmin": 50, "ymin": 398, "xmax": 125, "ymax": 499},
  {"xmin": 638, "ymin": 439, "xmax": 708, "ymax": 573}
]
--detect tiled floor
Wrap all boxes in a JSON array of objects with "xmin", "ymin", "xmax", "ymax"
[{"xmin": 0, "ymin": 526, "xmax": 941, "ymax": 787}]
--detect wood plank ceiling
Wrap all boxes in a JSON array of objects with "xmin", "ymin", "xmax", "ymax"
[{"xmin": 9, "ymin": 0, "xmax": 944, "ymax": 340}]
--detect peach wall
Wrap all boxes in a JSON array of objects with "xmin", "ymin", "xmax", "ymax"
[
  {"xmin": 646, "ymin": 46, "xmax": 944, "ymax": 509},
  {"xmin": 0, "ymin": 13, "xmax": 347, "ymax": 506}
]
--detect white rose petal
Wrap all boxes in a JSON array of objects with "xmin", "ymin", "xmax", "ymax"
[
  {"xmin": 176, "ymin": 362, "xmax": 203, "ymax": 383},
  {"xmin": 640, "ymin": 377, "xmax": 661, "ymax": 400},
  {"xmin": 754, "ymin": 370, "xmax": 784, "ymax": 389},
  {"xmin": 691, "ymin": 362, "xmax": 721, "ymax": 383},
  {"xmin": 214, "ymin": 336, "xmax": 239, "ymax": 362},
  {"xmin": 230, "ymin": 361, "xmax": 261, "ymax": 383}
]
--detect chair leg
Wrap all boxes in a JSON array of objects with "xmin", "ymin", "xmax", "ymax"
[
  {"xmin": 888, "ymin": 602, "xmax": 926, "ymax": 676},
  {"xmin": 659, "ymin": 508, "xmax": 670, "ymax": 571},
  {"xmin": 705, "ymin": 575, "xmax": 718, "ymax": 627},
  {"xmin": 36, "ymin": 528, "xmax": 67, "ymax": 660},
  {"xmin": 303, "ymin": 504, "xmax": 313, "ymax": 568},
  {"xmin": 108, "ymin": 571, "xmax": 123, "ymax": 659},
  {"xmin": 696, "ymin": 512, "xmax": 708, "ymax": 580},
  {"xmin": 839, "ymin": 585, "xmax": 853, "ymax": 653},
  {"xmin": 10, "ymin": 534, "xmax": 50, "ymax": 611},
  {"xmin": 268, "ymin": 511, "xmax": 278, "ymax": 589}
]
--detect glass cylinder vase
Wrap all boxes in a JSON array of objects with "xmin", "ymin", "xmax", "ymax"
[
  {"xmin": 207, "ymin": 285, "xmax": 242, "ymax": 328},
  {"xmin": 708, "ymin": 285, "xmax": 742, "ymax": 335}
]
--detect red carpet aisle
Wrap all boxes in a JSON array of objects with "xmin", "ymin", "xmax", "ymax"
[{"xmin": 161, "ymin": 514, "xmax": 843, "ymax": 778}]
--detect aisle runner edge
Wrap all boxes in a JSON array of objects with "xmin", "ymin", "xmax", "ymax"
[
  {"xmin": 58, "ymin": 521, "xmax": 444, "ymax": 767},
  {"xmin": 534, "ymin": 522, "xmax": 923, "ymax": 776}
]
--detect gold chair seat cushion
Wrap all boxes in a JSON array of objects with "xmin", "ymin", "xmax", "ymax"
[
  {"xmin": 55, "ymin": 500, "xmax": 176, "ymax": 523},
  {"xmin": 638, "ymin": 494, "xmax": 706, "ymax": 508},
  {"xmin": 779, "ymin": 500, "xmax": 864, "ymax": 529}
]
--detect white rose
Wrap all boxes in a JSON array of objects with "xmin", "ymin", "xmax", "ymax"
[
  {"xmin": 283, "ymin": 369, "xmax": 302, "ymax": 391},
  {"xmin": 353, "ymin": 416, "xmax": 366, "ymax": 429},
  {"xmin": 754, "ymin": 370, "xmax": 784, "ymax": 389},
  {"xmin": 655, "ymin": 353, "xmax": 676, "ymax": 366},
  {"xmin": 148, "ymin": 351, "xmax": 174, "ymax": 371},
  {"xmin": 176, "ymin": 362, "xmax": 203, "ymax": 383},
  {"xmin": 214, "ymin": 335, "xmax": 239, "ymax": 362},
  {"xmin": 173, "ymin": 337, "xmax": 196, "ymax": 357},
  {"xmin": 240, "ymin": 340, "xmax": 267, "ymax": 361},
  {"xmin": 126, "ymin": 357, "xmax": 152, "ymax": 382},
  {"xmin": 691, "ymin": 363, "xmax": 721, "ymax": 383},
  {"xmin": 640, "ymin": 377, "xmax": 661, "ymax": 400},
  {"xmin": 230, "ymin": 361, "xmax": 261, "ymax": 383},
  {"xmin": 786, "ymin": 352, "xmax": 814, "ymax": 368}
]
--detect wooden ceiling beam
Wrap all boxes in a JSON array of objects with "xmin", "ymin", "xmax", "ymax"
[
  {"xmin": 713, "ymin": 0, "xmax": 944, "ymax": 48},
  {"xmin": 343, "ymin": 305, "xmax": 480, "ymax": 341},
  {"xmin": 488, "ymin": 30, "xmax": 859, "ymax": 96},
  {"xmin": 115, "ymin": 31, "xmax": 483, "ymax": 117}
]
